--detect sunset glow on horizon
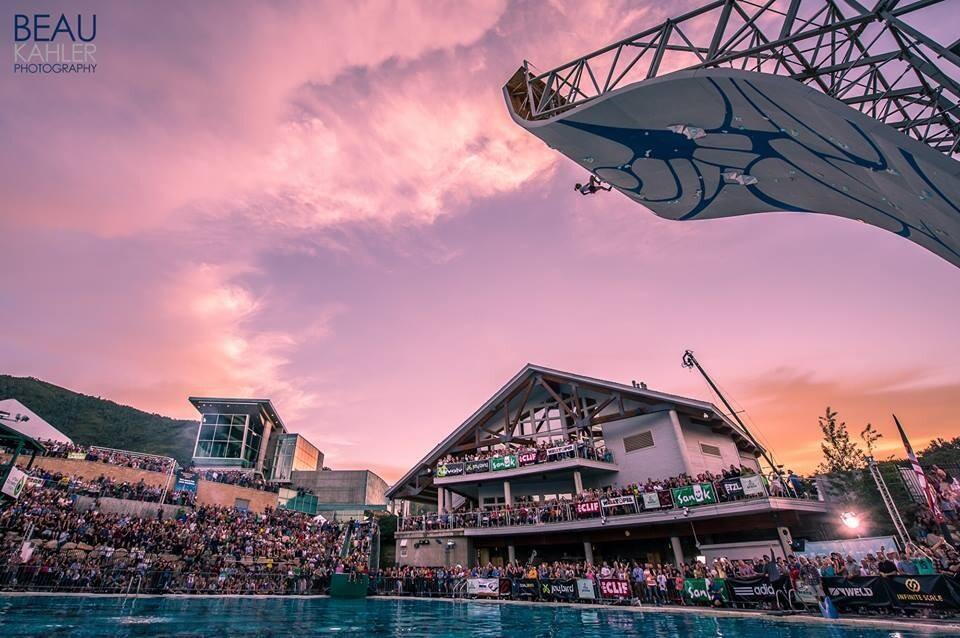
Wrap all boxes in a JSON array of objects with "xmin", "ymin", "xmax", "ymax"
[{"xmin": 2, "ymin": 0, "xmax": 959, "ymax": 484}]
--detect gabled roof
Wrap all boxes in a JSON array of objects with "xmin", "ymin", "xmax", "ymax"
[
  {"xmin": 386, "ymin": 363, "xmax": 759, "ymax": 500},
  {"xmin": 0, "ymin": 398, "xmax": 73, "ymax": 445}
]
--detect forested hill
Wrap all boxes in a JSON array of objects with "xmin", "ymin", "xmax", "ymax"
[{"xmin": 0, "ymin": 375, "xmax": 196, "ymax": 465}]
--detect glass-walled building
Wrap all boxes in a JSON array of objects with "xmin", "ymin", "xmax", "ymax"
[
  {"xmin": 269, "ymin": 433, "xmax": 323, "ymax": 483},
  {"xmin": 189, "ymin": 397, "xmax": 286, "ymax": 474}
]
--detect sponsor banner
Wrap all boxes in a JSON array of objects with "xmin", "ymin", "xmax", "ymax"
[
  {"xmin": 1, "ymin": 467, "xmax": 27, "ymax": 499},
  {"xmin": 888, "ymin": 575, "xmax": 957, "ymax": 610},
  {"xmin": 435, "ymin": 462, "xmax": 465, "ymax": 478},
  {"xmin": 174, "ymin": 470, "xmax": 198, "ymax": 493},
  {"xmin": 540, "ymin": 579, "xmax": 577, "ymax": 601},
  {"xmin": 671, "ymin": 482, "xmax": 717, "ymax": 508},
  {"xmin": 600, "ymin": 495, "xmax": 636, "ymax": 508},
  {"xmin": 641, "ymin": 492, "xmax": 661, "ymax": 510},
  {"xmin": 26, "ymin": 477, "xmax": 44, "ymax": 489},
  {"xmin": 465, "ymin": 460, "xmax": 490, "ymax": 474},
  {"xmin": 720, "ymin": 477, "xmax": 744, "ymax": 498},
  {"xmin": 682, "ymin": 578, "xmax": 726, "ymax": 604},
  {"xmin": 546, "ymin": 444, "xmax": 576, "ymax": 458},
  {"xmin": 575, "ymin": 500, "xmax": 601, "ymax": 516},
  {"xmin": 516, "ymin": 579, "xmax": 540, "ymax": 599},
  {"xmin": 577, "ymin": 579, "xmax": 596, "ymax": 599},
  {"xmin": 725, "ymin": 576, "xmax": 781, "ymax": 603},
  {"xmin": 67, "ymin": 451, "xmax": 87, "ymax": 460},
  {"xmin": 658, "ymin": 490, "xmax": 674, "ymax": 508},
  {"xmin": 499, "ymin": 578, "xmax": 513, "ymax": 596},
  {"xmin": 822, "ymin": 576, "xmax": 892, "ymax": 609},
  {"xmin": 598, "ymin": 579, "xmax": 631, "ymax": 599},
  {"xmin": 466, "ymin": 578, "xmax": 500, "ymax": 596},
  {"xmin": 490, "ymin": 455, "xmax": 518, "ymax": 472},
  {"xmin": 517, "ymin": 451, "xmax": 539, "ymax": 466},
  {"xmin": 740, "ymin": 474, "xmax": 767, "ymax": 497}
]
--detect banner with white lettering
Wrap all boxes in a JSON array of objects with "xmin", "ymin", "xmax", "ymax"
[
  {"xmin": 436, "ymin": 462, "xmax": 464, "ymax": 478},
  {"xmin": 888, "ymin": 575, "xmax": 957, "ymax": 610},
  {"xmin": 641, "ymin": 492, "xmax": 661, "ymax": 510},
  {"xmin": 465, "ymin": 460, "xmax": 490, "ymax": 474},
  {"xmin": 740, "ymin": 475, "xmax": 767, "ymax": 497},
  {"xmin": 821, "ymin": 576, "xmax": 892, "ymax": 609},
  {"xmin": 575, "ymin": 501, "xmax": 601, "ymax": 517},
  {"xmin": 490, "ymin": 455, "xmax": 518, "ymax": 471},
  {"xmin": 598, "ymin": 579, "xmax": 631, "ymax": 599},
  {"xmin": 577, "ymin": 578, "xmax": 596, "ymax": 599},
  {"xmin": 724, "ymin": 576, "xmax": 782, "ymax": 604},
  {"xmin": 540, "ymin": 579, "xmax": 577, "ymax": 601},
  {"xmin": 517, "ymin": 451, "xmax": 538, "ymax": 466},
  {"xmin": 670, "ymin": 482, "xmax": 717, "ymax": 507},
  {"xmin": 466, "ymin": 578, "xmax": 500, "ymax": 596},
  {"xmin": 1, "ymin": 467, "xmax": 27, "ymax": 499},
  {"xmin": 546, "ymin": 444, "xmax": 576, "ymax": 459}
]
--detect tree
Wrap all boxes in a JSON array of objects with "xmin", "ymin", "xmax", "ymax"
[
  {"xmin": 817, "ymin": 407, "xmax": 866, "ymax": 473},
  {"xmin": 860, "ymin": 423, "xmax": 883, "ymax": 458},
  {"xmin": 919, "ymin": 436, "xmax": 960, "ymax": 467}
]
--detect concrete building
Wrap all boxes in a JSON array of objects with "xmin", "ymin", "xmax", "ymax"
[{"xmin": 387, "ymin": 364, "xmax": 835, "ymax": 568}]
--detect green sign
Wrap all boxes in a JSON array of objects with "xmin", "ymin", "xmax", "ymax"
[
  {"xmin": 670, "ymin": 482, "xmax": 717, "ymax": 507},
  {"xmin": 683, "ymin": 578, "xmax": 726, "ymax": 604},
  {"xmin": 490, "ymin": 455, "xmax": 518, "ymax": 471}
]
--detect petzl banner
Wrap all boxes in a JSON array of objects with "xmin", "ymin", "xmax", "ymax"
[{"xmin": 671, "ymin": 482, "xmax": 717, "ymax": 507}]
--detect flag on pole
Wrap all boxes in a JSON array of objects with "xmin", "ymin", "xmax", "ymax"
[{"xmin": 894, "ymin": 414, "xmax": 944, "ymax": 523}]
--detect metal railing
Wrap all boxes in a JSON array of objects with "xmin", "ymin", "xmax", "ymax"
[
  {"xmin": 506, "ymin": 0, "xmax": 959, "ymax": 155},
  {"xmin": 435, "ymin": 443, "xmax": 614, "ymax": 478},
  {"xmin": 399, "ymin": 477, "xmax": 818, "ymax": 532}
]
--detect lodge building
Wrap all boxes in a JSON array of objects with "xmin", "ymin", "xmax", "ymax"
[{"xmin": 387, "ymin": 365, "xmax": 835, "ymax": 568}]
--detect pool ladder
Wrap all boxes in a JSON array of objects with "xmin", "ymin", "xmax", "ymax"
[{"xmin": 125, "ymin": 575, "xmax": 143, "ymax": 597}]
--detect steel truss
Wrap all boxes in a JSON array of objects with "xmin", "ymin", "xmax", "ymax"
[{"xmin": 507, "ymin": 0, "xmax": 960, "ymax": 155}]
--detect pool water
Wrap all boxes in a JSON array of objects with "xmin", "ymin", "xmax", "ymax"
[{"xmin": 0, "ymin": 596, "xmax": 954, "ymax": 638}]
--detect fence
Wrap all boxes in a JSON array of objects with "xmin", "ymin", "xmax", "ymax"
[
  {"xmin": 399, "ymin": 475, "xmax": 817, "ymax": 532},
  {"xmin": 372, "ymin": 574, "xmax": 960, "ymax": 615},
  {"xmin": 435, "ymin": 443, "xmax": 614, "ymax": 479},
  {"xmin": 0, "ymin": 563, "xmax": 330, "ymax": 595}
]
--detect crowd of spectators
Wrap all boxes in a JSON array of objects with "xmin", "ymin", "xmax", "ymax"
[
  {"xmin": 0, "ymin": 481, "xmax": 374, "ymax": 595},
  {"xmin": 399, "ymin": 467, "xmax": 818, "ymax": 532},
  {"xmin": 436, "ymin": 435, "xmax": 611, "ymax": 467},
  {"xmin": 379, "ymin": 545, "xmax": 960, "ymax": 607},
  {"xmin": 194, "ymin": 469, "xmax": 278, "ymax": 493},
  {"xmin": 33, "ymin": 439, "xmax": 176, "ymax": 474},
  {"xmin": 21, "ymin": 466, "xmax": 196, "ymax": 507}
]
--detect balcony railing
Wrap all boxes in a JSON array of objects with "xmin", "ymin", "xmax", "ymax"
[
  {"xmin": 435, "ymin": 443, "xmax": 613, "ymax": 479},
  {"xmin": 399, "ymin": 476, "xmax": 821, "ymax": 533}
]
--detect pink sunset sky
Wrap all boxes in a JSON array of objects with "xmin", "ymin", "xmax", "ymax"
[{"xmin": 2, "ymin": 1, "xmax": 959, "ymax": 483}]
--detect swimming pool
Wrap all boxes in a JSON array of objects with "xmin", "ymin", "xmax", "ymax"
[{"xmin": 0, "ymin": 595, "xmax": 955, "ymax": 637}]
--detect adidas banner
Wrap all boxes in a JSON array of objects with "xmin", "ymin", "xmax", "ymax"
[{"xmin": 724, "ymin": 576, "xmax": 785, "ymax": 603}]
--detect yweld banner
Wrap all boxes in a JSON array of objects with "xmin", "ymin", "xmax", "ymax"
[
  {"xmin": 466, "ymin": 578, "xmax": 500, "ymax": 596},
  {"xmin": 671, "ymin": 482, "xmax": 717, "ymax": 507},
  {"xmin": 822, "ymin": 576, "xmax": 892, "ymax": 609},
  {"xmin": 576, "ymin": 579, "xmax": 596, "ymax": 599},
  {"xmin": 435, "ymin": 462, "xmax": 464, "ymax": 478},
  {"xmin": 598, "ymin": 579, "xmax": 631, "ymax": 599}
]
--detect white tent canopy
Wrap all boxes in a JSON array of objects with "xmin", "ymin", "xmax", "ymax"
[{"xmin": 0, "ymin": 398, "xmax": 73, "ymax": 445}]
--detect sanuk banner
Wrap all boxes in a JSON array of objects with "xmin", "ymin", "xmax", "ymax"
[
  {"xmin": 683, "ymin": 578, "xmax": 726, "ymax": 604},
  {"xmin": 490, "ymin": 455, "xmax": 518, "ymax": 471},
  {"xmin": 671, "ymin": 482, "xmax": 717, "ymax": 507}
]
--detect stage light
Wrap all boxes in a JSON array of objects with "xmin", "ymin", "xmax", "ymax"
[{"xmin": 840, "ymin": 511, "xmax": 860, "ymax": 529}]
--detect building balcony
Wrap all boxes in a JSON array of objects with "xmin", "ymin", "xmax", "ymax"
[{"xmin": 433, "ymin": 445, "xmax": 617, "ymax": 486}]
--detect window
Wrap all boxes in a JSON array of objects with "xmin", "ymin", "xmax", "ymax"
[
  {"xmin": 623, "ymin": 430, "xmax": 654, "ymax": 453},
  {"xmin": 700, "ymin": 443, "xmax": 722, "ymax": 457},
  {"xmin": 194, "ymin": 413, "xmax": 249, "ymax": 461},
  {"xmin": 234, "ymin": 498, "xmax": 250, "ymax": 511}
]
